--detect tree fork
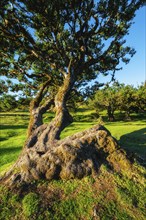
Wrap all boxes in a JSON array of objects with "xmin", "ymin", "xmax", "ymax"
[
  {"xmin": 47, "ymin": 71, "xmax": 75, "ymax": 141},
  {"xmin": 27, "ymin": 80, "xmax": 52, "ymax": 137}
]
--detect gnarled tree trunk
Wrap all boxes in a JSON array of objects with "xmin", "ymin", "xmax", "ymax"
[
  {"xmin": 27, "ymin": 80, "xmax": 53, "ymax": 137},
  {"xmin": 0, "ymin": 74, "xmax": 134, "ymax": 187},
  {"xmin": 47, "ymin": 72, "xmax": 74, "ymax": 140},
  {"xmin": 0, "ymin": 123, "xmax": 134, "ymax": 187}
]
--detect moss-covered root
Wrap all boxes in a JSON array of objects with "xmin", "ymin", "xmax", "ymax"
[{"xmin": 0, "ymin": 125, "xmax": 140, "ymax": 186}]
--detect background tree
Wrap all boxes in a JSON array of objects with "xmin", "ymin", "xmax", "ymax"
[
  {"xmin": 0, "ymin": 78, "xmax": 33, "ymax": 111},
  {"xmin": 0, "ymin": 94, "xmax": 17, "ymax": 111},
  {"xmin": 88, "ymin": 83, "xmax": 121, "ymax": 121},
  {"xmin": 135, "ymin": 83, "xmax": 146, "ymax": 113},
  {"xmin": 117, "ymin": 84, "xmax": 137, "ymax": 119},
  {"xmin": 0, "ymin": 0, "xmax": 144, "ymax": 184},
  {"xmin": 88, "ymin": 82, "xmax": 146, "ymax": 121}
]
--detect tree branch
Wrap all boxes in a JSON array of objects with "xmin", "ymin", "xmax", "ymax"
[{"xmin": 30, "ymin": 79, "xmax": 51, "ymax": 110}]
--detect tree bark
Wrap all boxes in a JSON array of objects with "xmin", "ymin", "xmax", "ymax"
[
  {"xmin": 0, "ymin": 124, "xmax": 134, "ymax": 187},
  {"xmin": 27, "ymin": 80, "xmax": 52, "ymax": 137},
  {"xmin": 107, "ymin": 106, "xmax": 115, "ymax": 121},
  {"xmin": 22, "ymin": 72, "xmax": 75, "ymax": 157},
  {"xmin": 46, "ymin": 72, "xmax": 75, "ymax": 141}
]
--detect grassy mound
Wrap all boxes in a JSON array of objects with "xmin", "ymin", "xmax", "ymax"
[{"xmin": 0, "ymin": 163, "xmax": 145, "ymax": 220}]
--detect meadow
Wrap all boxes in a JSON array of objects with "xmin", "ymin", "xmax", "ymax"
[{"xmin": 0, "ymin": 109, "xmax": 146, "ymax": 220}]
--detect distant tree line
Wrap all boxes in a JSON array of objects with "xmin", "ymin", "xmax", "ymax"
[
  {"xmin": 87, "ymin": 82, "xmax": 146, "ymax": 121},
  {"xmin": 1, "ymin": 80, "xmax": 146, "ymax": 120}
]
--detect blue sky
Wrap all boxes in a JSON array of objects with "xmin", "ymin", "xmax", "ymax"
[{"xmin": 99, "ymin": 5, "xmax": 146, "ymax": 87}]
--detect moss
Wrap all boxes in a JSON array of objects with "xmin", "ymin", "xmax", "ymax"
[
  {"xmin": 107, "ymin": 150, "xmax": 132, "ymax": 175},
  {"xmin": 0, "ymin": 186, "xmax": 22, "ymax": 220},
  {"xmin": 0, "ymin": 169, "xmax": 146, "ymax": 220},
  {"xmin": 97, "ymin": 201, "xmax": 133, "ymax": 220},
  {"xmin": 22, "ymin": 192, "xmax": 40, "ymax": 219},
  {"xmin": 51, "ymin": 182, "xmax": 95, "ymax": 219}
]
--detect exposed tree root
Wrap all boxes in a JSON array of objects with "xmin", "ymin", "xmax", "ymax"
[{"xmin": 0, "ymin": 125, "xmax": 135, "ymax": 186}]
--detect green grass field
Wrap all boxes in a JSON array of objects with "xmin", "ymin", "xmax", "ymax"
[{"xmin": 0, "ymin": 110, "xmax": 146, "ymax": 220}]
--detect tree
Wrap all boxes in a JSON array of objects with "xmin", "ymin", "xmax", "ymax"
[
  {"xmin": 88, "ymin": 82, "xmax": 146, "ymax": 121},
  {"xmin": 0, "ymin": 94, "xmax": 17, "ymax": 111},
  {"xmin": 88, "ymin": 83, "xmax": 121, "ymax": 121},
  {"xmin": 135, "ymin": 83, "xmax": 146, "ymax": 112},
  {"xmin": 0, "ymin": 78, "xmax": 32, "ymax": 111},
  {"xmin": 117, "ymin": 84, "xmax": 137, "ymax": 119},
  {"xmin": 0, "ymin": 0, "xmax": 144, "ymax": 185}
]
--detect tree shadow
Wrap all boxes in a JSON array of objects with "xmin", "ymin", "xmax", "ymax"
[
  {"xmin": 0, "ymin": 137, "xmax": 8, "ymax": 141},
  {"xmin": 0, "ymin": 124, "xmax": 27, "ymax": 130},
  {"xmin": 0, "ymin": 147, "xmax": 22, "ymax": 168},
  {"xmin": 114, "ymin": 112, "xmax": 146, "ymax": 122},
  {"xmin": 119, "ymin": 128, "xmax": 146, "ymax": 165},
  {"xmin": 0, "ymin": 147, "xmax": 22, "ymax": 157}
]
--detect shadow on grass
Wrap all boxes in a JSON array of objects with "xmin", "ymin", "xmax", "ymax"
[
  {"xmin": 73, "ymin": 113, "xmax": 99, "ymax": 122},
  {"xmin": 0, "ymin": 147, "xmax": 22, "ymax": 157},
  {"xmin": 0, "ymin": 147, "xmax": 22, "ymax": 169},
  {"xmin": 0, "ymin": 124, "xmax": 27, "ymax": 130},
  {"xmin": 0, "ymin": 137, "xmax": 8, "ymax": 141},
  {"xmin": 120, "ymin": 128, "xmax": 146, "ymax": 165}
]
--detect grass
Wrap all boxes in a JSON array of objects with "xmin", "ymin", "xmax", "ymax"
[
  {"xmin": 105, "ymin": 121, "xmax": 146, "ymax": 163},
  {"xmin": 0, "ymin": 109, "xmax": 146, "ymax": 219},
  {"xmin": 0, "ymin": 166, "xmax": 145, "ymax": 220},
  {"xmin": 0, "ymin": 114, "xmax": 27, "ymax": 173}
]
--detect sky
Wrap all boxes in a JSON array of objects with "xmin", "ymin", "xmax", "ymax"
[{"xmin": 98, "ymin": 5, "xmax": 146, "ymax": 87}]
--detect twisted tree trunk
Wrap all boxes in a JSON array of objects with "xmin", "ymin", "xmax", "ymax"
[
  {"xmin": 0, "ymin": 72, "xmax": 75, "ymax": 184},
  {"xmin": 27, "ymin": 80, "xmax": 53, "ymax": 137},
  {"xmin": 0, "ymin": 123, "xmax": 134, "ymax": 187},
  {"xmin": 0, "ymin": 74, "xmax": 134, "ymax": 187}
]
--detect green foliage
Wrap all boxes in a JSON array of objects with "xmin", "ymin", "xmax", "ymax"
[
  {"xmin": 0, "ymin": 94, "xmax": 17, "ymax": 111},
  {"xmin": 0, "ymin": 96, "xmax": 29, "ymax": 113},
  {"xmin": 135, "ymin": 83, "xmax": 146, "ymax": 112},
  {"xmin": 22, "ymin": 193, "xmax": 40, "ymax": 219},
  {"xmin": 88, "ymin": 83, "xmax": 146, "ymax": 121}
]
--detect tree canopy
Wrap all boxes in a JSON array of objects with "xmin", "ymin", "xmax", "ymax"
[
  {"xmin": 0, "ymin": 0, "xmax": 144, "ymax": 135},
  {"xmin": 1, "ymin": 1, "xmax": 144, "ymax": 86}
]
